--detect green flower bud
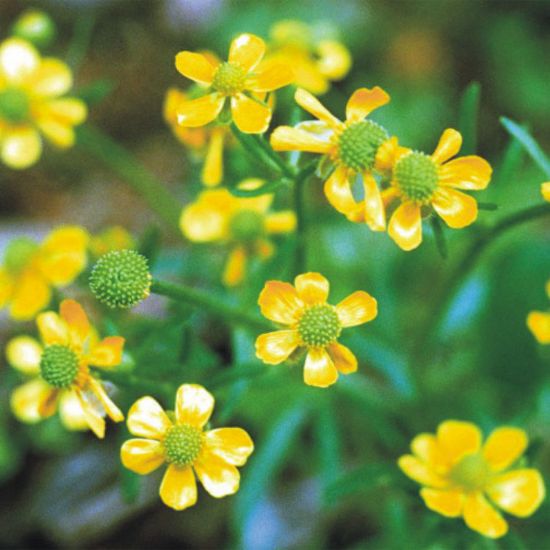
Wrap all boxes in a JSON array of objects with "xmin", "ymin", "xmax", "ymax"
[{"xmin": 11, "ymin": 10, "xmax": 57, "ymax": 49}]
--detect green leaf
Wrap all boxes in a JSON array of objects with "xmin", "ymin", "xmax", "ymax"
[
  {"xmin": 430, "ymin": 216, "xmax": 448, "ymax": 260},
  {"xmin": 229, "ymin": 178, "xmax": 289, "ymax": 197},
  {"xmin": 493, "ymin": 136, "xmax": 524, "ymax": 188},
  {"xmin": 500, "ymin": 117, "xmax": 550, "ymax": 177},
  {"xmin": 316, "ymin": 397, "xmax": 341, "ymax": 504},
  {"xmin": 458, "ymin": 82, "xmax": 481, "ymax": 155}
]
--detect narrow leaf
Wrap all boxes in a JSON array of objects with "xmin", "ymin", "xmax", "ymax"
[{"xmin": 458, "ymin": 82, "xmax": 481, "ymax": 155}]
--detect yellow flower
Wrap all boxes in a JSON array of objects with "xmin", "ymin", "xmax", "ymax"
[
  {"xmin": 380, "ymin": 129, "xmax": 492, "ymax": 251},
  {"xmin": 255, "ymin": 272, "xmax": 377, "ymax": 388},
  {"xmin": 164, "ymin": 87, "xmax": 230, "ymax": 186},
  {"xmin": 270, "ymin": 87, "xmax": 391, "ymax": 229},
  {"xmin": 527, "ymin": 279, "xmax": 550, "ymax": 344},
  {"xmin": 266, "ymin": 20, "xmax": 351, "ymax": 95},
  {"xmin": 399, "ymin": 420, "xmax": 545, "ymax": 538},
  {"xmin": 0, "ymin": 37, "xmax": 87, "ymax": 169},
  {"xmin": 0, "ymin": 226, "xmax": 89, "ymax": 320},
  {"xmin": 180, "ymin": 180, "xmax": 296, "ymax": 286},
  {"xmin": 541, "ymin": 182, "xmax": 550, "ymax": 202},
  {"xmin": 8, "ymin": 299, "xmax": 125, "ymax": 438},
  {"xmin": 175, "ymin": 33, "xmax": 293, "ymax": 134},
  {"xmin": 120, "ymin": 384, "xmax": 254, "ymax": 511},
  {"xmin": 89, "ymin": 226, "xmax": 135, "ymax": 258}
]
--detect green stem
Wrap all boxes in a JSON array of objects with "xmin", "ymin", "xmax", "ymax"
[
  {"xmin": 293, "ymin": 164, "xmax": 317, "ymax": 275},
  {"xmin": 151, "ymin": 279, "xmax": 271, "ymax": 332},
  {"xmin": 76, "ymin": 125, "xmax": 181, "ymax": 233}
]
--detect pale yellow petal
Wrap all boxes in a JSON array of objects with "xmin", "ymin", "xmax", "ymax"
[
  {"xmin": 294, "ymin": 88, "xmax": 341, "ymax": 128},
  {"xmin": 180, "ymin": 194, "xmax": 229, "ymax": 242},
  {"xmin": 265, "ymin": 211, "xmax": 296, "ymax": 234},
  {"xmin": 36, "ymin": 311, "xmax": 69, "ymax": 345},
  {"xmin": 0, "ymin": 268, "xmax": 14, "ymax": 309},
  {"xmin": 194, "ymin": 449, "xmax": 241, "ymax": 498},
  {"xmin": 388, "ymin": 202, "xmax": 422, "ymax": 251},
  {"xmin": 258, "ymin": 280, "xmax": 304, "ymax": 324},
  {"xmin": 316, "ymin": 40, "xmax": 351, "ymax": 80},
  {"xmin": 75, "ymin": 388, "xmax": 106, "ymax": 438},
  {"xmin": 175, "ymin": 51, "xmax": 216, "ymax": 85},
  {"xmin": 88, "ymin": 336, "xmax": 124, "ymax": 368},
  {"xmin": 336, "ymin": 290, "xmax": 377, "ymax": 327},
  {"xmin": 231, "ymin": 93, "xmax": 271, "ymax": 134},
  {"xmin": 6, "ymin": 336, "xmax": 42, "ymax": 375},
  {"xmin": 255, "ymin": 330, "xmax": 300, "ymax": 364},
  {"xmin": 328, "ymin": 342, "xmax": 358, "ymax": 374},
  {"xmin": 87, "ymin": 377, "xmax": 124, "ymax": 422},
  {"xmin": 362, "ymin": 172, "xmax": 386, "ymax": 231},
  {"xmin": 397, "ymin": 455, "xmax": 448, "ymax": 489},
  {"xmin": 270, "ymin": 125, "xmax": 331, "ymax": 153},
  {"xmin": 58, "ymin": 390, "xmax": 88, "ymax": 431},
  {"xmin": 127, "ymin": 396, "xmax": 172, "ymax": 439},
  {"xmin": 176, "ymin": 93, "xmax": 225, "ymax": 127},
  {"xmin": 203, "ymin": 427, "xmax": 254, "ymax": 466},
  {"xmin": 323, "ymin": 166, "xmax": 357, "ymax": 215},
  {"xmin": 482, "ymin": 427, "xmax": 528, "ymax": 472},
  {"xmin": 160, "ymin": 464, "xmax": 197, "ymax": 510},
  {"xmin": 303, "ymin": 347, "xmax": 338, "ymax": 388},
  {"xmin": 463, "ymin": 492, "xmax": 508, "ymax": 539},
  {"xmin": 0, "ymin": 38, "xmax": 39, "ymax": 83},
  {"xmin": 9, "ymin": 270, "xmax": 50, "ymax": 320},
  {"xmin": 31, "ymin": 58, "xmax": 72, "ymax": 97},
  {"xmin": 411, "ymin": 433, "xmax": 449, "ymax": 471},
  {"xmin": 202, "ymin": 127, "xmax": 224, "ymax": 186},
  {"xmin": 432, "ymin": 128, "xmax": 462, "ymax": 165},
  {"xmin": 542, "ymin": 182, "xmax": 550, "ymax": 202},
  {"xmin": 345, "ymin": 86, "xmax": 390, "ymax": 123},
  {"xmin": 10, "ymin": 379, "xmax": 56, "ymax": 424},
  {"xmin": 420, "ymin": 488, "xmax": 464, "ymax": 517},
  {"xmin": 246, "ymin": 63, "xmax": 294, "ymax": 92},
  {"xmin": 121, "ymin": 438, "xmax": 166, "ymax": 475},
  {"xmin": 439, "ymin": 156, "xmax": 492, "ymax": 190},
  {"xmin": 436, "ymin": 420, "xmax": 482, "ymax": 464},
  {"xmin": 223, "ymin": 246, "xmax": 247, "ymax": 287},
  {"xmin": 175, "ymin": 384, "xmax": 215, "ymax": 428},
  {"xmin": 432, "ymin": 187, "xmax": 478, "ymax": 229},
  {"xmin": 35, "ymin": 118, "xmax": 75, "ymax": 149},
  {"xmin": 527, "ymin": 311, "xmax": 550, "ymax": 344},
  {"xmin": 60, "ymin": 299, "xmax": 90, "ymax": 343},
  {"xmin": 1, "ymin": 126, "xmax": 42, "ymax": 169},
  {"xmin": 294, "ymin": 272, "xmax": 329, "ymax": 305},
  {"xmin": 228, "ymin": 33, "xmax": 265, "ymax": 73}
]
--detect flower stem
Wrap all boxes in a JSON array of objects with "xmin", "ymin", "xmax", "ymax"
[
  {"xmin": 76, "ymin": 124, "xmax": 181, "ymax": 233},
  {"xmin": 151, "ymin": 279, "xmax": 271, "ymax": 332}
]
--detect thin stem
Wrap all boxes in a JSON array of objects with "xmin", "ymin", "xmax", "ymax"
[
  {"xmin": 76, "ymin": 125, "xmax": 181, "ymax": 232},
  {"xmin": 151, "ymin": 279, "xmax": 271, "ymax": 332}
]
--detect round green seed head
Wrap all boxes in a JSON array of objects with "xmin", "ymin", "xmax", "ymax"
[
  {"xmin": 89, "ymin": 249, "xmax": 151, "ymax": 309},
  {"xmin": 394, "ymin": 152, "xmax": 439, "ymax": 203},
  {"xmin": 229, "ymin": 210, "xmax": 265, "ymax": 242},
  {"xmin": 450, "ymin": 453, "xmax": 491, "ymax": 492},
  {"xmin": 212, "ymin": 62, "xmax": 246, "ymax": 95},
  {"xmin": 40, "ymin": 344, "xmax": 80, "ymax": 389},
  {"xmin": 163, "ymin": 424, "xmax": 203, "ymax": 467},
  {"xmin": 3, "ymin": 237, "xmax": 38, "ymax": 274},
  {"xmin": 0, "ymin": 89, "xmax": 31, "ymax": 124},
  {"xmin": 298, "ymin": 304, "xmax": 342, "ymax": 347},
  {"xmin": 337, "ymin": 120, "xmax": 389, "ymax": 172}
]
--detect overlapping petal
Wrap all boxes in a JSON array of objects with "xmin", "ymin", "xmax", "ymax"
[
  {"xmin": 420, "ymin": 488, "xmax": 464, "ymax": 517},
  {"xmin": 323, "ymin": 166, "xmax": 356, "ymax": 215},
  {"xmin": 437, "ymin": 420, "xmax": 482, "ymax": 464},
  {"xmin": 88, "ymin": 336, "xmax": 125, "ymax": 368},
  {"xmin": 397, "ymin": 455, "xmax": 448, "ymax": 489},
  {"xmin": 246, "ymin": 62, "xmax": 294, "ymax": 92},
  {"xmin": 194, "ymin": 449, "xmax": 241, "ymax": 498},
  {"xmin": 463, "ymin": 492, "xmax": 508, "ymax": 538},
  {"xmin": 270, "ymin": 126, "xmax": 332, "ymax": 153},
  {"xmin": 121, "ymin": 439, "xmax": 166, "ymax": 475},
  {"xmin": 176, "ymin": 93, "xmax": 225, "ymax": 127},
  {"xmin": 231, "ymin": 93, "xmax": 271, "ymax": 134},
  {"xmin": 229, "ymin": 33, "xmax": 265, "ymax": 73},
  {"xmin": 175, "ymin": 51, "xmax": 216, "ymax": 85},
  {"xmin": 127, "ymin": 396, "xmax": 172, "ymax": 439},
  {"xmin": 388, "ymin": 202, "xmax": 422, "ymax": 251},
  {"xmin": 328, "ymin": 342, "xmax": 358, "ymax": 374},
  {"xmin": 482, "ymin": 427, "xmax": 528, "ymax": 472},
  {"xmin": 255, "ymin": 330, "xmax": 300, "ymax": 364},
  {"xmin": 258, "ymin": 281, "xmax": 304, "ymax": 325},
  {"xmin": 303, "ymin": 347, "xmax": 338, "ymax": 388},
  {"xmin": 37, "ymin": 311, "xmax": 69, "ymax": 345}
]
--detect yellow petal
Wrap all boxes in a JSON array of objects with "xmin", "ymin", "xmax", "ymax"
[
  {"xmin": 324, "ymin": 166, "xmax": 357, "ymax": 215},
  {"xmin": 486, "ymin": 469, "xmax": 545, "ymax": 517},
  {"xmin": 270, "ymin": 125, "xmax": 331, "ymax": 153},
  {"xmin": 37, "ymin": 311, "xmax": 69, "ymax": 345},
  {"xmin": 439, "ymin": 156, "xmax": 492, "ymax": 190},
  {"xmin": 303, "ymin": 347, "xmax": 338, "ymax": 388},
  {"xmin": 328, "ymin": 342, "xmax": 358, "ymax": 374},
  {"xmin": 0, "ymin": 38, "xmax": 39, "ymax": 83},
  {"xmin": 203, "ymin": 427, "xmax": 254, "ymax": 466},
  {"xmin": 223, "ymin": 246, "xmax": 247, "ymax": 287},
  {"xmin": 31, "ymin": 58, "xmax": 72, "ymax": 97},
  {"xmin": 231, "ymin": 93, "xmax": 271, "ymax": 134},
  {"xmin": 180, "ymin": 191, "xmax": 230, "ymax": 242},
  {"xmin": 432, "ymin": 187, "xmax": 478, "ymax": 229},
  {"xmin": 258, "ymin": 280, "xmax": 304, "ymax": 324},
  {"xmin": 432, "ymin": 128, "xmax": 462, "ymax": 165},
  {"xmin": 121, "ymin": 438, "xmax": 166, "ymax": 475},
  {"xmin": 265, "ymin": 211, "xmax": 296, "ymax": 234},
  {"xmin": 246, "ymin": 62, "xmax": 294, "ymax": 92},
  {"xmin": 345, "ymin": 86, "xmax": 390, "ymax": 123},
  {"xmin": 397, "ymin": 455, "xmax": 448, "ymax": 489},
  {"xmin": 75, "ymin": 388, "xmax": 106, "ymax": 438},
  {"xmin": 362, "ymin": 172, "xmax": 386, "ymax": 231},
  {"xmin": 6, "ymin": 336, "xmax": 42, "ymax": 375},
  {"xmin": 228, "ymin": 33, "xmax": 265, "ymax": 73},
  {"xmin": 255, "ymin": 330, "xmax": 300, "ymax": 364},
  {"xmin": 176, "ymin": 93, "xmax": 225, "ymax": 127},
  {"xmin": 420, "ymin": 488, "xmax": 464, "ymax": 517},
  {"xmin": 160, "ymin": 464, "xmax": 197, "ymax": 510},
  {"xmin": 1, "ymin": 126, "xmax": 42, "ymax": 169},
  {"xmin": 294, "ymin": 88, "xmax": 341, "ymax": 128},
  {"xmin": 411, "ymin": 433, "xmax": 449, "ymax": 471},
  {"xmin": 9, "ymin": 270, "xmax": 51, "ymax": 321},
  {"xmin": 38, "ymin": 98, "xmax": 87, "ymax": 124},
  {"xmin": 87, "ymin": 377, "xmax": 124, "ymax": 422},
  {"xmin": 542, "ymin": 181, "xmax": 550, "ymax": 202},
  {"xmin": 58, "ymin": 390, "xmax": 88, "ymax": 431},
  {"xmin": 194, "ymin": 449, "xmax": 241, "ymax": 498},
  {"xmin": 202, "ymin": 127, "xmax": 224, "ymax": 186},
  {"xmin": 175, "ymin": 384, "xmax": 215, "ymax": 428},
  {"xmin": 436, "ymin": 420, "xmax": 482, "ymax": 464},
  {"xmin": 316, "ymin": 40, "xmax": 351, "ymax": 80},
  {"xmin": 388, "ymin": 202, "xmax": 422, "ymax": 251},
  {"xmin": 88, "ymin": 336, "xmax": 125, "ymax": 368},
  {"xmin": 527, "ymin": 311, "xmax": 550, "ymax": 344},
  {"xmin": 294, "ymin": 272, "xmax": 330, "ymax": 305},
  {"xmin": 463, "ymin": 492, "xmax": 508, "ymax": 539},
  {"xmin": 335, "ymin": 290, "xmax": 377, "ymax": 327},
  {"xmin": 0, "ymin": 268, "xmax": 14, "ymax": 308},
  {"xmin": 482, "ymin": 427, "xmax": 528, "ymax": 472},
  {"xmin": 127, "ymin": 396, "xmax": 172, "ymax": 439},
  {"xmin": 175, "ymin": 51, "xmax": 216, "ymax": 85},
  {"xmin": 10, "ymin": 379, "xmax": 56, "ymax": 423},
  {"xmin": 60, "ymin": 299, "xmax": 90, "ymax": 343},
  {"xmin": 375, "ymin": 136, "xmax": 410, "ymax": 174},
  {"xmin": 35, "ymin": 118, "xmax": 75, "ymax": 149}
]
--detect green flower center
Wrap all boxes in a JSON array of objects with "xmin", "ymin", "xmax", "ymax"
[
  {"xmin": 0, "ymin": 88, "xmax": 31, "ymax": 124},
  {"xmin": 298, "ymin": 304, "xmax": 342, "ymax": 347},
  {"xmin": 450, "ymin": 452, "xmax": 492, "ymax": 492},
  {"xmin": 163, "ymin": 424, "xmax": 203, "ymax": 467},
  {"xmin": 394, "ymin": 152, "xmax": 439, "ymax": 203},
  {"xmin": 229, "ymin": 210, "xmax": 265, "ymax": 242},
  {"xmin": 337, "ymin": 120, "xmax": 389, "ymax": 172},
  {"xmin": 3, "ymin": 237, "xmax": 38, "ymax": 274},
  {"xmin": 89, "ymin": 249, "xmax": 152, "ymax": 309},
  {"xmin": 40, "ymin": 344, "xmax": 80, "ymax": 389},
  {"xmin": 212, "ymin": 62, "xmax": 246, "ymax": 95}
]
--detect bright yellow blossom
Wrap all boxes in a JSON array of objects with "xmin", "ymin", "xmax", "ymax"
[
  {"xmin": 527, "ymin": 280, "xmax": 550, "ymax": 344},
  {"xmin": 89, "ymin": 226, "xmax": 135, "ymax": 258},
  {"xmin": 399, "ymin": 420, "xmax": 545, "ymax": 538},
  {"xmin": 0, "ymin": 37, "xmax": 87, "ymax": 169},
  {"xmin": 8, "ymin": 299, "xmax": 125, "ymax": 438},
  {"xmin": 270, "ymin": 87, "xmax": 391, "ymax": 229},
  {"xmin": 255, "ymin": 272, "xmax": 377, "ymax": 388},
  {"xmin": 180, "ymin": 180, "xmax": 296, "ymax": 286},
  {"xmin": 266, "ymin": 20, "xmax": 351, "ymax": 95},
  {"xmin": 121, "ymin": 384, "xmax": 254, "ymax": 511},
  {"xmin": 175, "ymin": 33, "xmax": 293, "ymax": 134},
  {"xmin": 541, "ymin": 182, "xmax": 550, "ymax": 202},
  {"xmin": 0, "ymin": 226, "xmax": 89, "ymax": 320}
]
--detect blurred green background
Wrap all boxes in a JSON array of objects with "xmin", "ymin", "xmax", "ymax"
[{"xmin": 0, "ymin": 0, "xmax": 548, "ymax": 548}]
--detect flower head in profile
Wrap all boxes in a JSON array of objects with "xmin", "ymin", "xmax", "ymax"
[
  {"xmin": 121, "ymin": 384, "xmax": 254, "ymax": 511},
  {"xmin": 0, "ymin": 37, "xmax": 87, "ymax": 169},
  {"xmin": 526, "ymin": 279, "xmax": 550, "ymax": 345},
  {"xmin": 255, "ymin": 272, "xmax": 377, "ymax": 387},
  {"xmin": 175, "ymin": 33, "xmax": 293, "ymax": 134},
  {"xmin": 377, "ymin": 129, "xmax": 492, "ymax": 251},
  {"xmin": 266, "ymin": 20, "xmax": 351, "ymax": 95},
  {"xmin": 8, "ymin": 299, "xmax": 125, "ymax": 438},
  {"xmin": 399, "ymin": 420, "xmax": 545, "ymax": 538},
  {"xmin": 270, "ymin": 87, "xmax": 391, "ymax": 229},
  {"xmin": 0, "ymin": 226, "xmax": 89, "ymax": 320},
  {"xmin": 180, "ymin": 181, "xmax": 296, "ymax": 286}
]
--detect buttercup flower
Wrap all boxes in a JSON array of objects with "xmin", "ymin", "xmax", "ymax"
[
  {"xmin": 175, "ymin": 33, "xmax": 293, "ymax": 134},
  {"xmin": 266, "ymin": 20, "xmax": 351, "ymax": 95},
  {"xmin": 180, "ymin": 180, "xmax": 296, "ymax": 286},
  {"xmin": 255, "ymin": 272, "xmax": 377, "ymax": 387},
  {"xmin": 89, "ymin": 226, "xmax": 135, "ymax": 258},
  {"xmin": 526, "ymin": 279, "xmax": 550, "ymax": 344},
  {"xmin": 541, "ymin": 182, "xmax": 550, "ymax": 202},
  {"xmin": 270, "ymin": 87, "xmax": 391, "ymax": 229},
  {"xmin": 0, "ymin": 226, "xmax": 89, "ymax": 320},
  {"xmin": 399, "ymin": 420, "xmax": 545, "ymax": 538},
  {"xmin": 8, "ymin": 299, "xmax": 125, "ymax": 438},
  {"xmin": 379, "ymin": 129, "xmax": 492, "ymax": 251},
  {"xmin": 120, "ymin": 384, "xmax": 254, "ymax": 511},
  {"xmin": 0, "ymin": 37, "xmax": 87, "ymax": 169}
]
